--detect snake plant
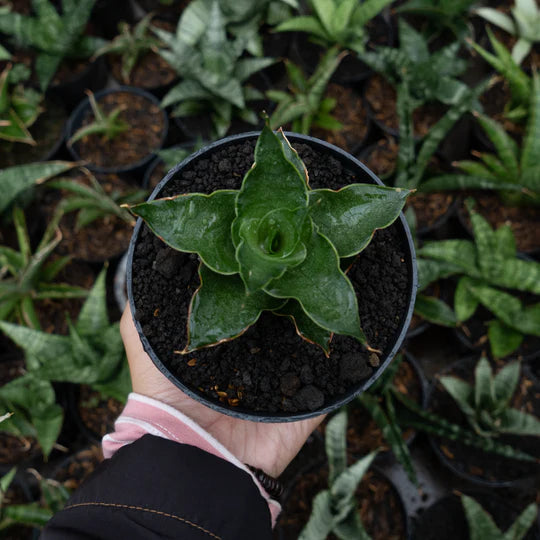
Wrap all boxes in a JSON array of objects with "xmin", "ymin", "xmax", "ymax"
[
  {"xmin": 267, "ymin": 46, "xmax": 344, "ymax": 134},
  {"xmin": 416, "ymin": 199, "xmax": 540, "ymax": 358},
  {"xmin": 275, "ymin": 0, "xmax": 393, "ymax": 55},
  {"xmin": 0, "ymin": 267, "xmax": 131, "ymax": 403},
  {"xmin": 461, "ymin": 494, "xmax": 538, "ymax": 540},
  {"xmin": 421, "ymin": 72, "xmax": 540, "ymax": 206},
  {"xmin": 476, "ymin": 0, "xmax": 540, "ymax": 66},
  {"xmin": 154, "ymin": 0, "xmax": 275, "ymax": 138},
  {"xmin": 127, "ymin": 124, "xmax": 410, "ymax": 354},
  {"xmin": 299, "ymin": 410, "xmax": 377, "ymax": 540},
  {"xmin": 0, "ymin": 0, "xmax": 105, "ymax": 91},
  {"xmin": 0, "ymin": 63, "xmax": 43, "ymax": 145}
]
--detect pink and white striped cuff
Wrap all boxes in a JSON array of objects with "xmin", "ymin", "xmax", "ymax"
[{"xmin": 102, "ymin": 392, "xmax": 281, "ymax": 526}]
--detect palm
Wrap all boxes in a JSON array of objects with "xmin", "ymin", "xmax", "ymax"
[{"xmin": 121, "ymin": 306, "xmax": 324, "ymax": 477}]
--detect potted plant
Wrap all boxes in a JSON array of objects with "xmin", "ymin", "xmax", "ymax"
[
  {"xmin": 66, "ymin": 88, "xmax": 168, "ymax": 178},
  {"xmin": 277, "ymin": 410, "xmax": 409, "ymax": 539},
  {"xmin": 125, "ymin": 123, "xmax": 416, "ymax": 420}
]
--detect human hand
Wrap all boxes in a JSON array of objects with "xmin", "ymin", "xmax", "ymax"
[{"xmin": 120, "ymin": 305, "xmax": 325, "ymax": 478}]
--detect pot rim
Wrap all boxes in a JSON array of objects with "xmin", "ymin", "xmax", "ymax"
[{"xmin": 126, "ymin": 130, "xmax": 417, "ymax": 422}]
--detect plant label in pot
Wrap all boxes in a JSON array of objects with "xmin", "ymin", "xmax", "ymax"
[{"xmin": 125, "ymin": 124, "xmax": 417, "ymax": 421}]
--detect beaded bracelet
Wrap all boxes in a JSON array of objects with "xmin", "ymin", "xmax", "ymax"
[{"xmin": 247, "ymin": 465, "xmax": 284, "ymax": 500}]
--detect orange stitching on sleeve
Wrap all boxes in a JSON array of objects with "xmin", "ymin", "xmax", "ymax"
[{"xmin": 63, "ymin": 502, "xmax": 223, "ymax": 540}]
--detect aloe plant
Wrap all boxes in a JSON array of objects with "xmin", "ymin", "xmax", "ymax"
[
  {"xmin": 0, "ymin": 207, "xmax": 88, "ymax": 329},
  {"xmin": 461, "ymin": 494, "xmax": 538, "ymax": 540},
  {"xmin": 0, "ymin": 0, "xmax": 105, "ymax": 91},
  {"xmin": 127, "ymin": 124, "xmax": 410, "ymax": 354},
  {"xmin": 421, "ymin": 72, "xmax": 540, "ymax": 206},
  {"xmin": 468, "ymin": 28, "xmax": 532, "ymax": 122},
  {"xmin": 0, "ymin": 267, "xmax": 131, "ymax": 403},
  {"xmin": 416, "ymin": 200, "xmax": 540, "ymax": 358},
  {"xmin": 275, "ymin": 0, "xmax": 394, "ymax": 55},
  {"xmin": 68, "ymin": 91, "xmax": 130, "ymax": 146},
  {"xmin": 299, "ymin": 410, "xmax": 377, "ymax": 540},
  {"xmin": 267, "ymin": 46, "xmax": 344, "ymax": 134},
  {"xmin": 396, "ymin": 0, "xmax": 478, "ymax": 40},
  {"xmin": 0, "ymin": 468, "xmax": 70, "ymax": 532},
  {"xmin": 440, "ymin": 356, "xmax": 540, "ymax": 439},
  {"xmin": 92, "ymin": 14, "xmax": 162, "ymax": 84},
  {"xmin": 0, "ymin": 63, "xmax": 44, "ymax": 145},
  {"xmin": 49, "ymin": 171, "xmax": 147, "ymax": 231},
  {"xmin": 154, "ymin": 0, "xmax": 275, "ymax": 138},
  {"xmin": 476, "ymin": 0, "xmax": 540, "ymax": 65},
  {"xmin": 0, "ymin": 373, "xmax": 63, "ymax": 458},
  {"xmin": 0, "ymin": 160, "xmax": 76, "ymax": 215}
]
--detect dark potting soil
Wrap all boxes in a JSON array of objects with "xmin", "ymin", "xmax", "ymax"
[
  {"xmin": 131, "ymin": 139, "xmax": 410, "ymax": 415},
  {"xmin": 413, "ymin": 493, "xmax": 540, "ymax": 540},
  {"xmin": 428, "ymin": 357, "xmax": 540, "ymax": 484},
  {"xmin": 311, "ymin": 83, "xmax": 369, "ymax": 153},
  {"xmin": 357, "ymin": 137, "xmax": 399, "ymax": 180},
  {"xmin": 364, "ymin": 74, "xmax": 445, "ymax": 137},
  {"xmin": 457, "ymin": 192, "xmax": 540, "ymax": 254},
  {"xmin": 72, "ymin": 91, "xmax": 165, "ymax": 169},
  {"xmin": 0, "ymin": 98, "xmax": 66, "ymax": 168},
  {"xmin": 77, "ymin": 385, "xmax": 123, "ymax": 439},
  {"xmin": 407, "ymin": 192, "xmax": 456, "ymax": 232},
  {"xmin": 275, "ymin": 465, "xmax": 407, "ymax": 540},
  {"xmin": 109, "ymin": 51, "xmax": 176, "ymax": 89},
  {"xmin": 52, "ymin": 57, "xmax": 91, "ymax": 86},
  {"xmin": 42, "ymin": 173, "xmax": 137, "ymax": 262}
]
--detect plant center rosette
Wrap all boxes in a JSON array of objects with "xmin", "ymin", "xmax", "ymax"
[{"xmin": 126, "ymin": 125, "xmax": 416, "ymax": 420}]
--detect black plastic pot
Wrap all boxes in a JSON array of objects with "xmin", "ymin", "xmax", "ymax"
[
  {"xmin": 276, "ymin": 460, "xmax": 411, "ymax": 540},
  {"xmin": 413, "ymin": 492, "xmax": 540, "ymax": 540},
  {"xmin": 66, "ymin": 86, "xmax": 169, "ymax": 180},
  {"xmin": 47, "ymin": 56, "xmax": 108, "ymax": 112},
  {"xmin": 425, "ymin": 355, "xmax": 540, "ymax": 488},
  {"xmin": 126, "ymin": 131, "xmax": 417, "ymax": 422}
]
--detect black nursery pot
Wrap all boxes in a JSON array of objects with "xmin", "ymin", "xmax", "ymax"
[
  {"xmin": 66, "ymin": 86, "xmax": 169, "ymax": 180},
  {"xmin": 126, "ymin": 132, "xmax": 417, "ymax": 422}
]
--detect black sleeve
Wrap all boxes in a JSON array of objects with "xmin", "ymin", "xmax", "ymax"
[{"xmin": 41, "ymin": 434, "xmax": 273, "ymax": 540}]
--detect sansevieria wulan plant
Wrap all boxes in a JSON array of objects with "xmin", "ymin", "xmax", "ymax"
[{"xmin": 127, "ymin": 124, "xmax": 411, "ymax": 354}]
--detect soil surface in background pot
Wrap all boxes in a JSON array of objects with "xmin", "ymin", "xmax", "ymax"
[
  {"xmin": 131, "ymin": 140, "xmax": 410, "ymax": 415},
  {"xmin": 457, "ymin": 193, "xmax": 540, "ymax": 254},
  {"xmin": 71, "ymin": 91, "xmax": 165, "ymax": 169},
  {"xmin": 364, "ymin": 74, "xmax": 445, "ymax": 137},
  {"xmin": 428, "ymin": 357, "xmax": 540, "ymax": 484},
  {"xmin": 0, "ymin": 98, "xmax": 66, "ymax": 168},
  {"xmin": 77, "ymin": 385, "xmax": 123, "ymax": 440},
  {"xmin": 54, "ymin": 445, "xmax": 104, "ymax": 490},
  {"xmin": 413, "ymin": 492, "xmax": 539, "ymax": 540},
  {"xmin": 407, "ymin": 192, "xmax": 456, "ymax": 232},
  {"xmin": 42, "ymin": 173, "xmax": 136, "ymax": 262},
  {"xmin": 311, "ymin": 83, "xmax": 369, "ymax": 153},
  {"xmin": 275, "ymin": 465, "xmax": 407, "ymax": 540}
]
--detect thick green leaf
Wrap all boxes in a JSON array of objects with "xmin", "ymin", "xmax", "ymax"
[
  {"xmin": 502, "ymin": 502, "xmax": 539, "ymax": 540},
  {"xmin": 129, "ymin": 191, "xmax": 238, "ymax": 274},
  {"xmin": 326, "ymin": 410, "xmax": 348, "ymax": 484},
  {"xmin": 461, "ymin": 495, "xmax": 505, "ymax": 540},
  {"xmin": 488, "ymin": 319, "xmax": 524, "ymax": 359},
  {"xmin": 419, "ymin": 174, "xmax": 519, "ymax": 193},
  {"xmin": 185, "ymin": 264, "xmax": 285, "ymax": 352},
  {"xmin": 419, "ymin": 240, "xmax": 479, "ymax": 276},
  {"xmin": 0, "ymin": 161, "xmax": 76, "ymax": 214},
  {"xmin": 1, "ymin": 503, "xmax": 53, "ymax": 528},
  {"xmin": 474, "ymin": 357, "xmax": 495, "ymax": 411},
  {"xmin": 308, "ymin": 185, "xmax": 410, "ymax": 257},
  {"xmin": 439, "ymin": 375, "xmax": 475, "ymax": 418},
  {"xmin": 493, "ymin": 361, "xmax": 521, "ymax": 411},
  {"xmin": 497, "ymin": 408, "xmax": 540, "ymax": 436},
  {"xmin": 265, "ymin": 230, "xmax": 365, "ymax": 343},
  {"xmin": 414, "ymin": 294, "xmax": 457, "ymax": 327},
  {"xmin": 416, "ymin": 258, "xmax": 462, "ymax": 291},
  {"xmin": 521, "ymin": 72, "xmax": 540, "ymax": 171},
  {"xmin": 76, "ymin": 266, "xmax": 108, "ymax": 336},
  {"xmin": 298, "ymin": 490, "xmax": 335, "ymax": 540}
]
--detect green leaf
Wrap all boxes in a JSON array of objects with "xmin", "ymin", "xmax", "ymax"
[
  {"xmin": 521, "ymin": 72, "xmax": 540, "ymax": 171},
  {"xmin": 496, "ymin": 408, "xmax": 540, "ymax": 436},
  {"xmin": 308, "ymin": 185, "xmax": 410, "ymax": 257},
  {"xmin": 476, "ymin": 8, "xmax": 516, "ymax": 34},
  {"xmin": 298, "ymin": 490, "xmax": 335, "ymax": 540},
  {"xmin": 0, "ymin": 161, "xmax": 76, "ymax": 214},
  {"xmin": 439, "ymin": 375, "xmax": 475, "ymax": 418},
  {"xmin": 503, "ymin": 502, "xmax": 539, "ymax": 540},
  {"xmin": 414, "ymin": 294, "xmax": 457, "ymax": 327},
  {"xmin": 265, "ymin": 229, "xmax": 365, "ymax": 343},
  {"xmin": 419, "ymin": 240, "xmax": 479, "ymax": 277},
  {"xmin": 76, "ymin": 266, "xmax": 109, "ymax": 336},
  {"xmin": 416, "ymin": 258, "xmax": 462, "ymax": 291},
  {"xmin": 275, "ymin": 16, "xmax": 330, "ymax": 43},
  {"xmin": 184, "ymin": 264, "xmax": 285, "ymax": 352},
  {"xmin": 419, "ymin": 174, "xmax": 518, "ymax": 193},
  {"xmin": 129, "ymin": 191, "xmax": 238, "ymax": 274},
  {"xmin": 461, "ymin": 494, "xmax": 505, "ymax": 540},
  {"xmin": 488, "ymin": 319, "xmax": 524, "ymax": 359},
  {"xmin": 326, "ymin": 410, "xmax": 348, "ymax": 484},
  {"xmin": 474, "ymin": 357, "xmax": 495, "ymax": 411}
]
